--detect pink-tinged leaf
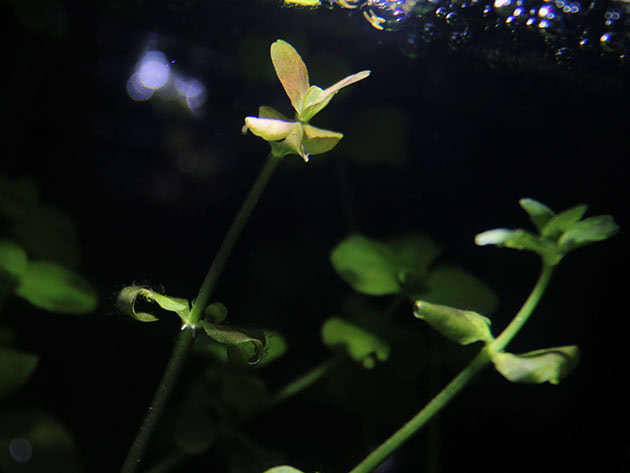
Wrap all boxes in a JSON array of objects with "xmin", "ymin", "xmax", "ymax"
[
  {"xmin": 270, "ymin": 40, "xmax": 309, "ymax": 113},
  {"xmin": 243, "ymin": 117, "xmax": 296, "ymax": 141}
]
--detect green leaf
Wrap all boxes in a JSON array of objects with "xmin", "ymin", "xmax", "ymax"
[
  {"xmin": 541, "ymin": 204, "xmax": 588, "ymax": 239},
  {"xmin": 491, "ymin": 345, "xmax": 579, "ymax": 384},
  {"xmin": 558, "ymin": 215, "xmax": 619, "ymax": 250},
  {"xmin": 0, "ymin": 347, "xmax": 39, "ymax": 400},
  {"xmin": 263, "ymin": 467, "xmax": 305, "ymax": 473},
  {"xmin": 475, "ymin": 229, "xmax": 561, "ymax": 265},
  {"xmin": 199, "ymin": 321, "xmax": 266, "ymax": 365},
  {"xmin": 0, "ymin": 175, "xmax": 38, "ymax": 220},
  {"xmin": 260, "ymin": 330, "xmax": 288, "ymax": 366},
  {"xmin": 414, "ymin": 300, "xmax": 494, "ymax": 345},
  {"xmin": 11, "ymin": 204, "xmax": 81, "ymax": 269},
  {"xmin": 519, "ymin": 198, "xmax": 554, "ymax": 232},
  {"xmin": 321, "ymin": 317, "xmax": 390, "ymax": 368},
  {"xmin": 0, "ymin": 409, "xmax": 83, "ymax": 473},
  {"xmin": 220, "ymin": 372, "xmax": 270, "ymax": 413},
  {"xmin": 330, "ymin": 234, "xmax": 399, "ymax": 295},
  {"xmin": 299, "ymin": 70, "xmax": 371, "ymax": 122},
  {"xmin": 116, "ymin": 285, "xmax": 189, "ymax": 323},
  {"xmin": 16, "ymin": 261, "xmax": 97, "ymax": 314},
  {"xmin": 173, "ymin": 382, "xmax": 218, "ymax": 454},
  {"xmin": 270, "ymin": 39, "xmax": 310, "ymax": 114},
  {"xmin": 387, "ymin": 233, "xmax": 441, "ymax": 282},
  {"xmin": 205, "ymin": 302, "xmax": 228, "ymax": 323},
  {"xmin": 421, "ymin": 265, "xmax": 499, "ymax": 315},
  {"xmin": 0, "ymin": 239, "xmax": 28, "ymax": 281}
]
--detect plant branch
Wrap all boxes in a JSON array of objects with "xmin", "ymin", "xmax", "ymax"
[
  {"xmin": 120, "ymin": 154, "xmax": 281, "ymax": 473},
  {"xmin": 188, "ymin": 154, "xmax": 282, "ymax": 326},
  {"xmin": 348, "ymin": 262, "xmax": 555, "ymax": 473}
]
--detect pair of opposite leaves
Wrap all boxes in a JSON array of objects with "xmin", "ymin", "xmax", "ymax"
[{"xmin": 242, "ymin": 40, "xmax": 370, "ymax": 162}]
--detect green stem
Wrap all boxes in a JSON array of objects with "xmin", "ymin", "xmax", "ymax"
[
  {"xmin": 490, "ymin": 263, "xmax": 554, "ymax": 352},
  {"xmin": 269, "ymin": 355, "xmax": 342, "ymax": 407},
  {"xmin": 120, "ymin": 154, "xmax": 281, "ymax": 473},
  {"xmin": 348, "ymin": 262, "xmax": 555, "ymax": 473},
  {"xmin": 120, "ymin": 329, "xmax": 194, "ymax": 473},
  {"xmin": 188, "ymin": 154, "xmax": 282, "ymax": 326}
]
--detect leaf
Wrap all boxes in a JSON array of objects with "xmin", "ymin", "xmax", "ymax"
[
  {"xmin": 414, "ymin": 300, "xmax": 494, "ymax": 345},
  {"xmin": 116, "ymin": 286, "xmax": 189, "ymax": 323},
  {"xmin": 243, "ymin": 117, "xmax": 296, "ymax": 141},
  {"xmin": 0, "ymin": 347, "xmax": 39, "ymax": 400},
  {"xmin": 270, "ymin": 39, "xmax": 309, "ymax": 114},
  {"xmin": 330, "ymin": 234, "xmax": 399, "ymax": 295},
  {"xmin": 199, "ymin": 320, "xmax": 266, "ymax": 365},
  {"xmin": 541, "ymin": 204, "xmax": 588, "ymax": 239},
  {"xmin": 558, "ymin": 215, "xmax": 619, "ymax": 250},
  {"xmin": 15, "ymin": 261, "xmax": 97, "ymax": 314},
  {"xmin": 299, "ymin": 70, "xmax": 371, "ymax": 122},
  {"xmin": 12, "ymin": 204, "xmax": 81, "ymax": 268},
  {"xmin": 173, "ymin": 382, "xmax": 218, "ymax": 454},
  {"xmin": 475, "ymin": 229, "xmax": 561, "ymax": 265},
  {"xmin": 263, "ymin": 467, "xmax": 305, "ymax": 473},
  {"xmin": 258, "ymin": 105, "xmax": 289, "ymax": 120},
  {"xmin": 0, "ymin": 409, "xmax": 83, "ymax": 473},
  {"xmin": 0, "ymin": 175, "xmax": 38, "ymax": 220},
  {"xmin": 0, "ymin": 239, "xmax": 28, "ymax": 282},
  {"xmin": 302, "ymin": 123, "xmax": 343, "ymax": 155},
  {"xmin": 519, "ymin": 198, "xmax": 554, "ymax": 232},
  {"xmin": 220, "ymin": 372, "xmax": 270, "ymax": 413},
  {"xmin": 421, "ymin": 265, "xmax": 499, "ymax": 315},
  {"xmin": 260, "ymin": 330, "xmax": 288, "ymax": 366},
  {"xmin": 205, "ymin": 302, "xmax": 228, "ymax": 323},
  {"xmin": 491, "ymin": 345, "xmax": 579, "ymax": 384},
  {"xmin": 387, "ymin": 233, "xmax": 441, "ymax": 280},
  {"xmin": 321, "ymin": 317, "xmax": 390, "ymax": 368}
]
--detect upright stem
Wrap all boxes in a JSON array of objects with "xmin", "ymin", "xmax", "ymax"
[
  {"xmin": 120, "ymin": 155, "xmax": 281, "ymax": 473},
  {"xmin": 188, "ymin": 154, "xmax": 282, "ymax": 326},
  {"xmin": 348, "ymin": 262, "xmax": 555, "ymax": 473}
]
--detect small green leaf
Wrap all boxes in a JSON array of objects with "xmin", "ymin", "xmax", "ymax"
[
  {"xmin": 519, "ymin": 198, "xmax": 554, "ymax": 232},
  {"xmin": 260, "ymin": 330, "xmax": 288, "ymax": 366},
  {"xmin": 205, "ymin": 302, "xmax": 228, "ymax": 323},
  {"xmin": 0, "ymin": 239, "xmax": 28, "ymax": 281},
  {"xmin": 220, "ymin": 372, "xmax": 269, "ymax": 412},
  {"xmin": 541, "ymin": 204, "xmax": 588, "ymax": 239},
  {"xmin": 299, "ymin": 70, "xmax": 371, "ymax": 122},
  {"xmin": 174, "ymin": 382, "xmax": 218, "ymax": 454},
  {"xmin": 0, "ymin": 347, "xmax": 39, "ymax": 400},
  {"xmin": 16, "ymin": 261, "xmax": 97, "ymax": 314},
  {"xmin": 199, "ymin": 321, "xmax": 266, "ymax": 365},
  {"xmin": 263, "ymin": 467, "xmax": 305, "ymax": 473},
  {"xmin": 321, "ymin": 317, "xmax": 390, "ymax": 368},
  {"xmin": 0, "ymin": 175, "xmax": 38, "ymax": 220},
  {"xmin": 330, "ymin": 234, "xmax": 399, "ymax": 295},
  {"xmin": 0, "ymin": 409, "xmax": 83, "ymax": 473},
  {"xmin": 116, "ymin": 286, "xmax": 189, "ymax": 323},
  {"xmin": 475, "ymin": 229, "xmax": 560, "ymax": 265},
  {"xmin": 421, "ymin": 265, "xmax": 499, "ymax": 315},
  {"xmin": 491, "ymin": 345, "xmax": 579, "ymax": 384},
  {"xmin": 11, "ymin": 204, "xmax": 81, "ymax": 269},
  {"xmin": 558, "ymin": 215, "xmax": 619, "ymax": 250},
  {"xmin": 414, "ymin": 300, "xmax": 494, "ymax": 345}
]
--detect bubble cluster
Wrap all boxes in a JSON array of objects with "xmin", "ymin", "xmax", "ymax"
[{"xmin": 335, "ymin": 0, "xmax": 630, "ymax": 66}]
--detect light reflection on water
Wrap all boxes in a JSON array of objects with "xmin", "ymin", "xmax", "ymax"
[{"xmin": 126, "ymin": 39, "xmax": 207, "ymax": 115}]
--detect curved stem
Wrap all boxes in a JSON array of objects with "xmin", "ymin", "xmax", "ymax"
[
  {"xmin": 348, "ymin": 262, "xmax": 555, "ymax": 473},
  {"xmin": 490, "ymin": 263, "xmax": 554, "ymax": 352},
  {"xmin": 120, "ymin": 155, "xmax": 281, "ymax": 473}
]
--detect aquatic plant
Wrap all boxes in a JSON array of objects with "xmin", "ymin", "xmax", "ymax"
[{"xmin": 0, "ymin": 39, "xmax": 618, "ymax": 473}]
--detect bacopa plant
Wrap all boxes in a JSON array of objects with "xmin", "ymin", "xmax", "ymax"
[{"xmin": 0, "ymin": 40, "xmax": 618, "ymax": 473}]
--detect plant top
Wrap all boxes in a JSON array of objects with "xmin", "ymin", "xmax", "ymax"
[{"xmin": 242, "ymin": 39, "xmax": 370, "ymax": 161}]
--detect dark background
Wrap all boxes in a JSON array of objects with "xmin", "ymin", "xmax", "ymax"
[{"xmin": 1, "ymin": 0, "xmax": 628, "ymax": 472}]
